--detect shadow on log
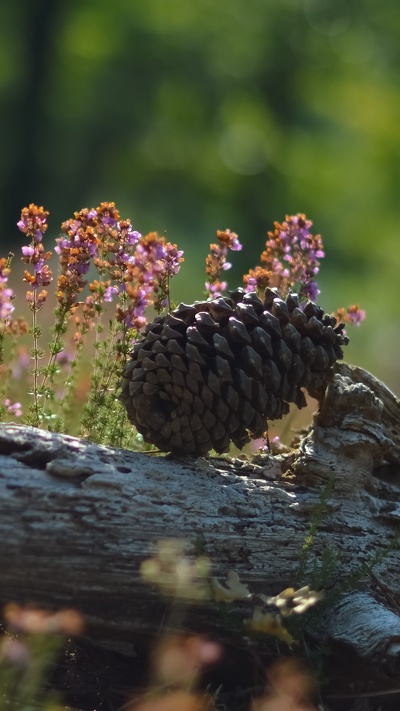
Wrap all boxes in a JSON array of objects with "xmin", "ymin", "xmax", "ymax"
[{"xmin": 0, "ymin": 363, "xmax": 399, "ymax": 696}]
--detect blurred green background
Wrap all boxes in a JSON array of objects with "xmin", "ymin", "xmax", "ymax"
[{"xmin": 1, "ymin": 0, "xmax": 399, "ymax": 393}]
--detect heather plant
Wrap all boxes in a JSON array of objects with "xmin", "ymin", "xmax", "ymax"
[
  {"xmin": 242, "ymin": 214, "xmax": 366, "ymax": 327},
  {"xmin": 0, "ymin": 206, "xmax": 374, "ymax": 710},
  {"xmin": 243, "ymin": 214, "xmax": 324, "ymax": 302},
  {"xmin": 137, "ymin": 541, "xmax": 321, "ymax": 709},
  {"xmin": 0, "ymin": 547, "xmax": 320, "ymax": 710},
  {"xmin": 0, "ymin": 604, "xmax": 83, "ymax": 711},
  {"xmin": 141, "ymin": 541, "xmax": 322, "ymax": 649},
  {"xmin": 204, "ymin": 228, "xmax": 242, "ymax": 297},
  {"xmin": 3, "ymin": 202, "xmax": 184, "ymax": 446},
  {"xmin": 0, "ymin": 254, "xmax": 28, "ymax": 421},
  {"xmin": 0, "ymin": 203, "xmax": 364, "ymax": 449}
]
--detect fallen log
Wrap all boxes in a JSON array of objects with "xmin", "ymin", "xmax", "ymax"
[{"xmin": 0, "ymin": 362, "xmax": 399, "ymax": 690}]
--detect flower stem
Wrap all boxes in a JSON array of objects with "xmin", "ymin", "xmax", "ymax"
[{"xmin": 30, "ymin": 294, "xmax": 42, "ymax": 427}]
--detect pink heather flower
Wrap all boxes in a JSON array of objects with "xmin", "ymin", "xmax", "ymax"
[
  {"xmin": 118, "ymin": 231, "xmax": 183, "ymax": 328},
  {"xmin": 205, "ymin": 229, "xmax": 242, "ymax": 297},
  {"xmin": 0, "ymin": 256, "xmax": 14, "ymax": 326},
  {"xmin": 55, "ymin": 224, "xmax": 99, "ymax": 308},
  {"xmin": 139, "ymin": 236, "xmax": 185, "ymax": 314},
  {"xmin": 243, "ymin": 214, "xmax": 324, "ymax": 301},
  {"xmin": 0, "ymin": 258, "xmax": 14, "ymax": 323},
  {"xmin": 132, "ymin": 287, "xmax": 151, "ymax": 314},
  {"xmin": 4, "ymin": 399, "xmax": 22, "ymax": 417},
  {"xmin": 205, "ymin": 281, "xmax": 228, "ymax": 296},
  {"xmin": 117, "ymin": 283, "xmax": 152, "ymax": 330},
  {"xmin": 218, "ymin": 228, "xmax": 242, "ymax": 251},
  {"xmin": 0, "ymin": 288, "xmax": 14, "ymax": 321},
  {"xmin": 347, "ymin": 305, "xmax": 366, "ymax": 326},
  {"xmin": 18, "ymin": 205, "xmax": 52, "ymax": 308},
  {"xmin": 126, "ymin": 233, "xmax": 183, "ymax": 286},
  {"xmin": 163, "ymin": 243, "xmax": 184, "ymax": 276},
  {"xmin": 131, "ymin": 237, "xmax": 167, "ymax": 268},
  {"xmin": 17, "ymin": 204, "xmax": 49, "ymax": 240},
  {"xmin": 245, "ymin": 276, "xmax": 257, "ymax": 291},
  {"xmin": 56, "ymin": 204, "xmax": 144, "ymax": 315},
  {"xmin": 333, "ymin": 305, "xmax": 366, "ymax": 329}
]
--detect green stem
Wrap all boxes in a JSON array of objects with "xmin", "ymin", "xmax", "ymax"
[
  {"xmin": 31, "ymin": 298, "xmax": 40, "ymax": 426},
  {"xmin": 40, "ymin": 303, "xmax": 70, "ymax": 415}
]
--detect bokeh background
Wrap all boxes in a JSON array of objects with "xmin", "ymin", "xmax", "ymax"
[{"xmin": 2, "ymin": 0, "xmax": 400, "ymax": 394}]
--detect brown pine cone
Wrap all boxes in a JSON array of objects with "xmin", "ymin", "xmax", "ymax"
[{"xmin": 120, "ymin": 288, "xmax": 348, "ymax": 456}]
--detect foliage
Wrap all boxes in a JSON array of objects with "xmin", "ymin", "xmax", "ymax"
[
  {"xmin": 1, "ymin": 0, "xmax": 399, "ymax": 395},
  {"xmin": 0, "ymin": 543, "xmax": 322, "ymax": 711},
  {"xmin": 0, "ymin": 202, "xmax": 363, "ymax": 451},
  {"xmin": 1, "ymin": 202, "xmax": 184, "ymax": 443},
  {"xmin": 136, "ymin": 540, "xmax": 321, "ymax": 709},
  {"xmin": 0, "ymin": 201, "xmax": 371, "ymax": 708},
  {"xmin": 0, "ymin": 604, "xmax": 83, "ymax": 711}
]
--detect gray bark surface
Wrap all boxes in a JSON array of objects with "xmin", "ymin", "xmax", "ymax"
[{"xmin": 0, "ymin": 363, "xmax": 399, "ymax": 683}]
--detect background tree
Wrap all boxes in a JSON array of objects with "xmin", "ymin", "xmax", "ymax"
[{"xmin": 1, "ymin": 0, "xmax": 400, "ymax": 391}]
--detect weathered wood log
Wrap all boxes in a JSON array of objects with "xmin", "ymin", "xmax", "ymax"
[
  {"xmin": 0, "ymin": 363, "xmax": 399, "ymax": 688},
  {"xmin": 321, "ymin": 593, "xmax": 400, "ymax": 682}
]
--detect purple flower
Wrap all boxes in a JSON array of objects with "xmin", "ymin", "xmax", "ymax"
[
  {"xmin": 228, "ymin": 232, "xmax": 242, "ymax": 251},
  {"xmin": 19, "ymin": 204, "xmax": 53, "ymax": 304},
  {"xmin": 163, "ymin": 243, "xmax": 184, "ymax": 276},
  {"xmin": 101, "ymin": 216, "xmax": 117, "ymax": 228},
  {"xmin": 21, "ymin": 245, "xmax": 35, "ymax": 259},
  {"xmin": 205, "ymin": 229, "xmax": 241, "ymax": 297},
  {"xmin": 119, "ymin": 284, "xmax": 152, "ymax": 330},
  {"xmin": 104, "ymin": 284, "xmax": 120, "ymax": 302},
  {"xmin": 243, "ymin": 214, "xmax": 325, "ymax": 301},
  {"xmin": 155, "ymin": 242, "xmax": 166, "ymax": 260},
  {"xmin": 17, "ymin": 204, "xmax": 49, "ymax": 240},
  {"xmin": 54, "ymin": 238, "xmax": 70, "ymax": 255},
  {"xmin": 76, "ymin": 261, "xmax": 91, "ymax": 276},
  {"xmin": 347, "ymin": 307, "xmax": 366, "ymax": 326},
  {"xmin": 126, "ymin": 229, "xmax": 141, "ymax": 246},
  {"xmin": 302, "ymin": 280, "xmax": 319, "ymax": 302},
  {"xmin": 244, "ymin": 276, "xmax": 257, "ymax": 293},
  {"xmin": 0, "ymin": 258, "xmax": 14, "ymax": 322}
]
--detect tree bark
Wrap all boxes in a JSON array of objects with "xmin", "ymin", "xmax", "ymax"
[{"xmin": 0, "ymin": 363, "xmax": 399, "ymax": 685}]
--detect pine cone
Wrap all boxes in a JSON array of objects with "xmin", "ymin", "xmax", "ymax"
[{"xmin": 120, "ymin": 288, "xmax": 348, "ymax": 456}]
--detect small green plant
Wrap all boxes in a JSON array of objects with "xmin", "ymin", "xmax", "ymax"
[
  {"xmin": 295, "ymin": 477, "xmax": 337, "ymax": 588},
  {"xmin": 294, "ymin": 478, "xmax": 399, "ymax": 604},
  {"xmin": 141, "ymin": 540, "xmax": 322, "ymax": 649}
]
